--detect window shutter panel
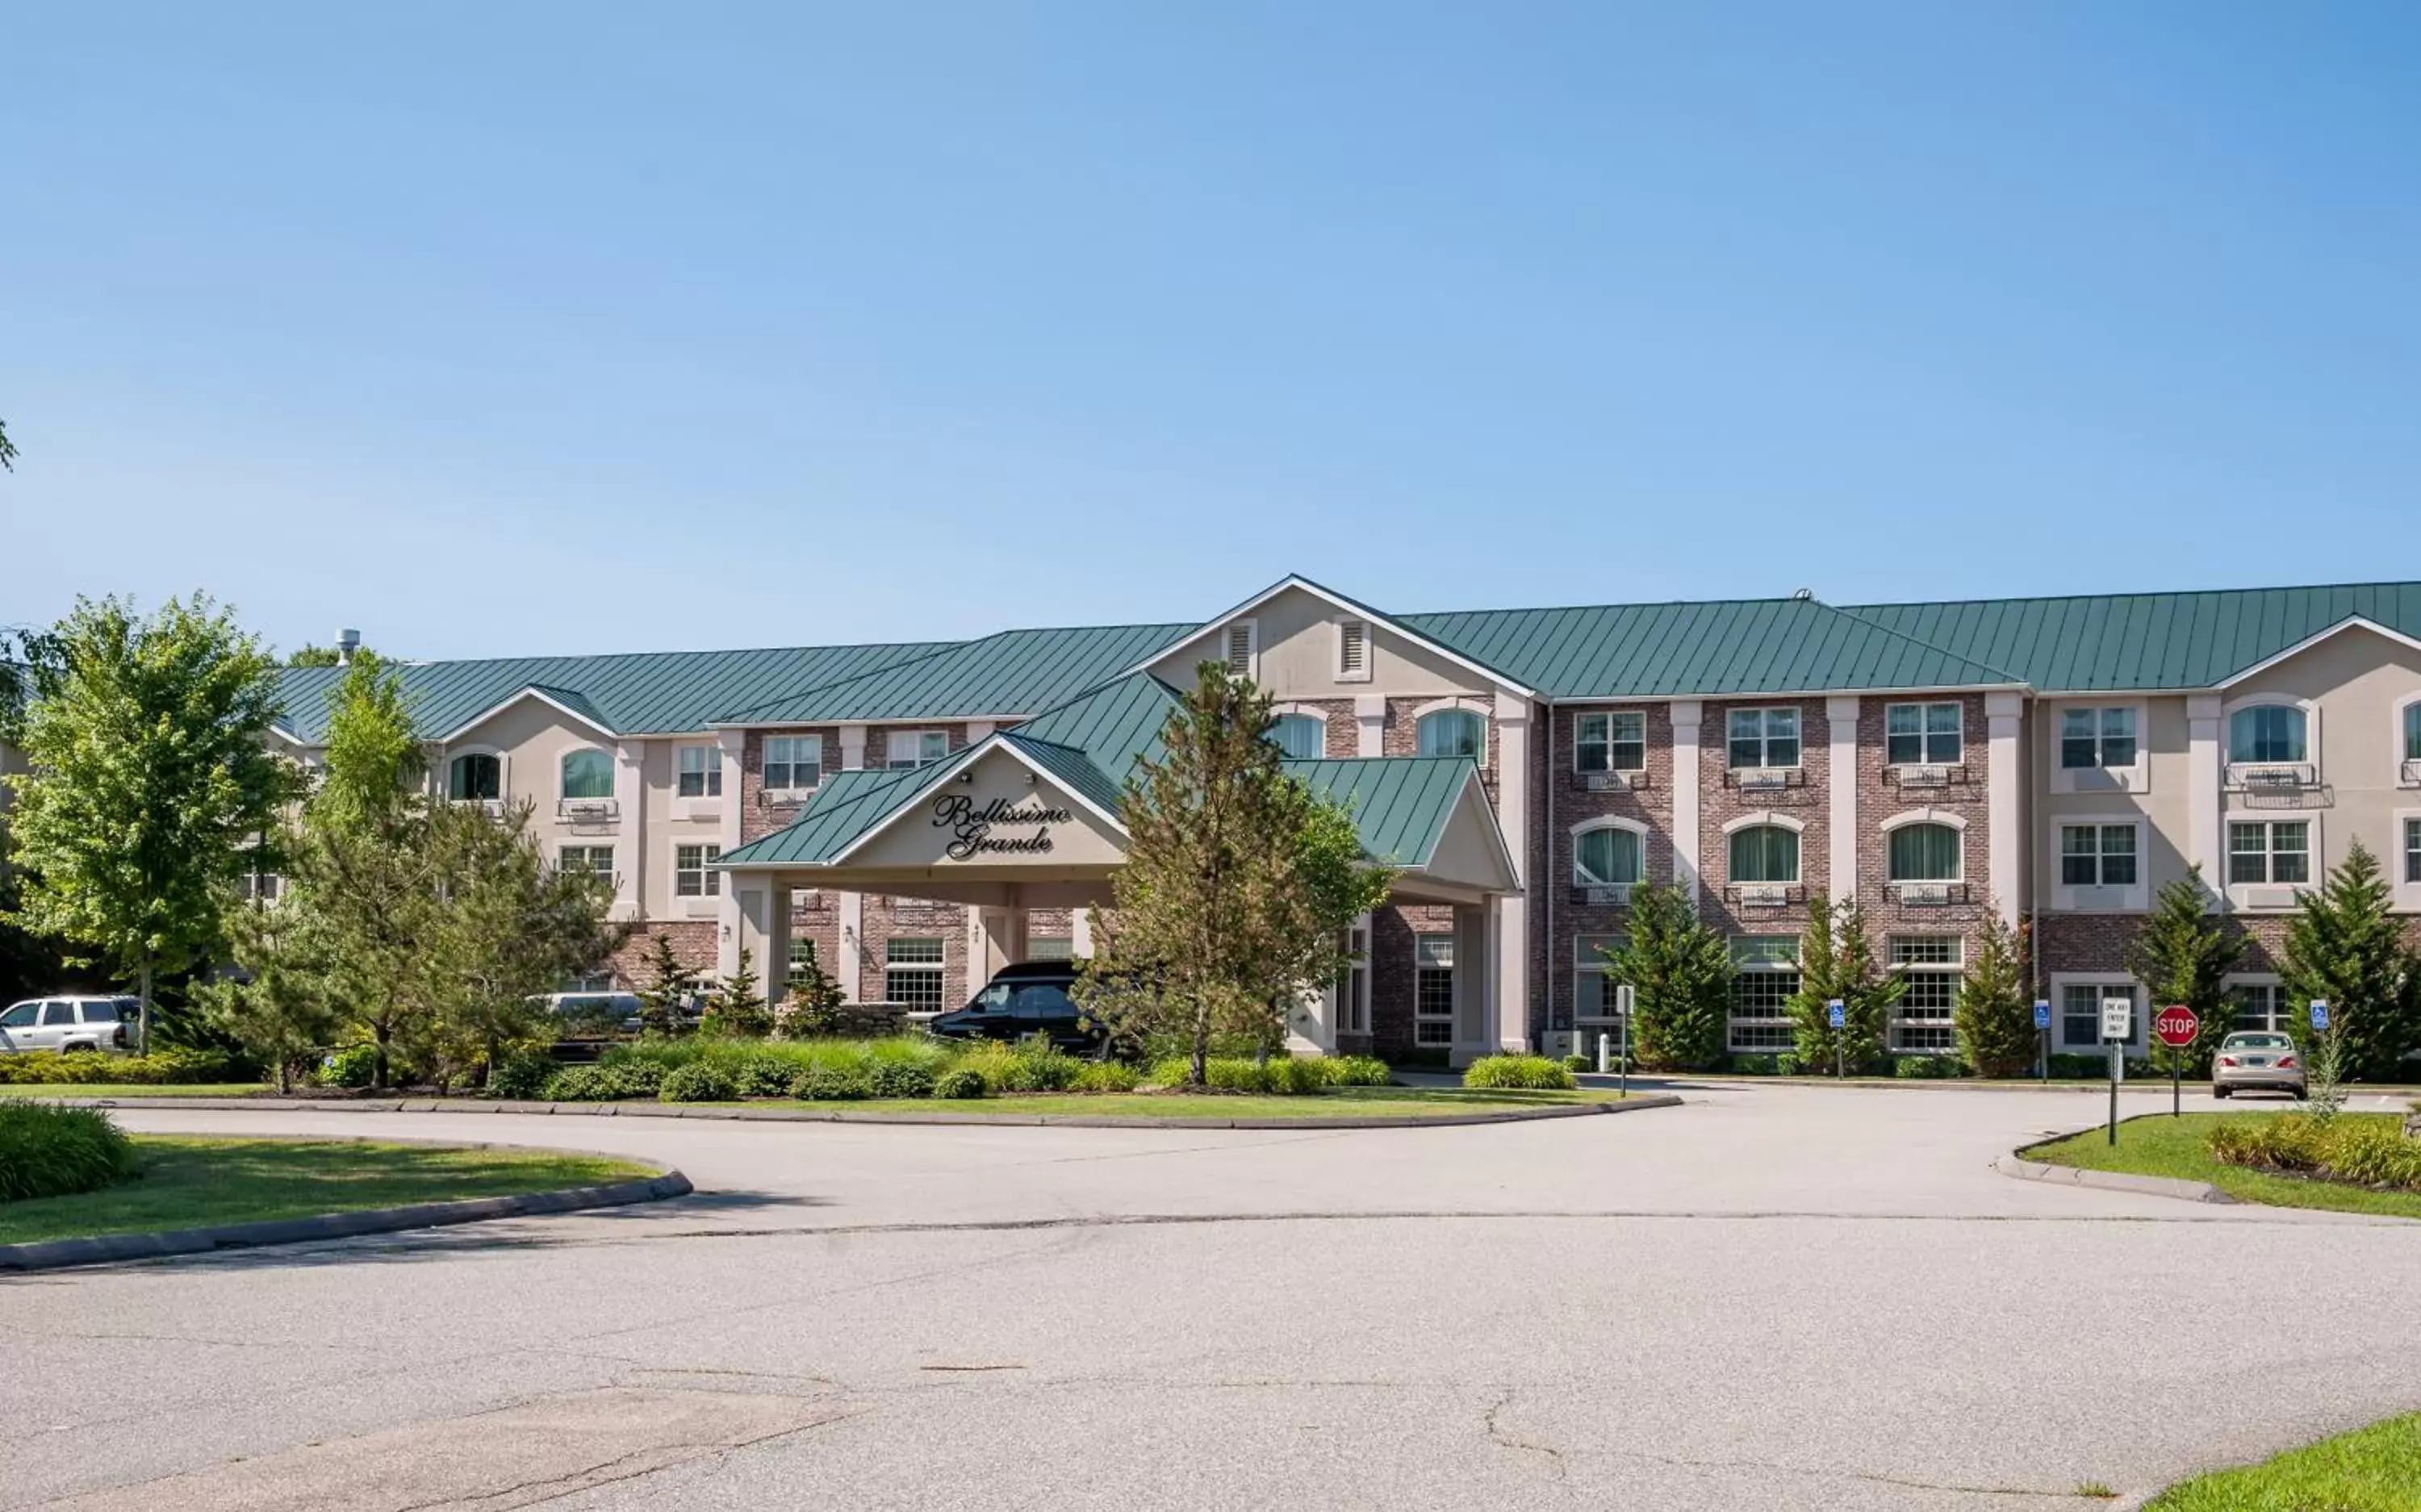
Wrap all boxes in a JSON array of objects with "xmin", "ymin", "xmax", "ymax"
[{"xmin": 1225, "ymin": 623, "xmax": 1254, "ymax": 674}]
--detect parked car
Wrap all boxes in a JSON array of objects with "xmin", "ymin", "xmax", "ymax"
[
  {"xmin": 0, "ymin": 996, "xmax": 139, "ymax": 1054},
  {"xmin": 2212, "ymin": 1031, "xmax": 2306, "ymax": 1100},
  {"xmin": 924, "ymin": 962, "xmax": 1105, "ymax": 1055}
]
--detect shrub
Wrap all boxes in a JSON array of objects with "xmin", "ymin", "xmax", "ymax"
[
  {"xmin": 951, "ymin": 1040, "xmax": 1027, "ymax": 1093},
  {"xmin": 0, "ymin": 1103, "xmax": 140, "ymax": 1202},
  {"xmin": 1069, "ymin": 1061, "xmax": 1139, "ymax": 1092},
  {"xmin": 1260, "ymin": 1056, "xmax": 1321, "ymax": 1095},
  {"xmin": 1010, "ymin": 1035, "xmax": 1082, "ymax": 1092},
  {"xmin": 317, "ymin": 1044, "xmax": 380, "ymax": 1088},
  {"xmin": 1729, "ymin": 1055, "xmax": 1775, "ymax": 1076},
  {"xmin": 1894, "ymin": 1056, "xmax": 1941, "ymax": 1079},
  {"xmin": 660, "ymin": 1061, "xmax": 738, "ymax": 1103},
  {"xmin": 1562, "ymin": 1054, "xmax": 1592, "ymax": 1074},
  {"xmin": 0, "ymin": 1048, "xmax": 244, "ymax": 1085},
  {"xmin": 488, "ymin": 1047, "xmax": 558, "ymax": 1101},
  {"xmin": 867, "ymin": 1059, "xmax": 938, "ymax": 1099},
  {"xmin": 1204, "ymin": 1057, "xmax": 1269, "ymax": 1092},
  {"xmin": 1144, "ymin": 1055, "xmax": 1195, "ymax": 1088},
  {"xmin": 1463, "ymin": 1054, "xmax": 1577, "ymax": 1091},
  {"xmin": 734, "ymin": 1057, "xmax": 799, "ymax": 1099},
  {"xmin": 1775, "ymin": 1054, "xmax": 1802, "ymax": 1076},
  {"xmin": 792, "ymin": 1063, "xmax": 873, "ymax": 1101},
  {"xmin": 934, "ymin": 1068, "xmax": 987, "ymax": 1100},
  {"xmin": 2209, "ymin": 1113, "xmax": 2421, "ymax": 1192},
  {"xmin": 1317, "ymin": 1055, "xmax": 1393, "ymax": 1088},
  {"xmin": 541, "ymin": 1060, "xmax": 667, "ymax": 1101}
]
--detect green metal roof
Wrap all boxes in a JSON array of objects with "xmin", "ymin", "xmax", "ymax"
[
  {"xmin": 1401, "ymin": 598, "xmax": 2023, "ymax": 700},
  {"xmin": 1283, "ymin": 757, "xmax": 1477, "ymax": 867},
  {"xmin": 716, "ymin": 762, "xmax": 950, "ymax": 867},
  {"xmin": 712, "ymin": 623, "xmax": 1193, "ymax": 725},
  {"xmin": 1839, "ymin": 583, "xmax": 2421, "ymax": 691},
  {"xmin": 273, "ymin": 641, "xmax": 948, "ymax": 742}
]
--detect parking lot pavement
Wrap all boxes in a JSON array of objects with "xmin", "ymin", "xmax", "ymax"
[{"xmin": 6, "ymin": 1087, "xmax": 2415, "ymax": 1511}]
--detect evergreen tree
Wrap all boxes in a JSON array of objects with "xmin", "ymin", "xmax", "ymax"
[
  {"xmin": 776, "ymin": 938, "xmax": 846, "ymax": 1037},
  {"xmin": 2, "ymin": 595, "xmax": 296, "ymax": 1052},
  {"xmin": 1954, "ymin": 911, "xmax": 2034, "ymax": 1078},
  {"xmin": 2280, "ymin": 840, "xmax": 2421, "ymax": 1082},
  {"xmin": 1788, "ymin": 892, "xmax": 1902, "ymax": 1073},
  {"xmin": 1605, "ymin": 883, "xmax": 1732, "ymax": 1071},
  {"xmin": 2126, "ymin": 867, "xmax": 2244, "ymax": 1076},
  {"xmin": 634, "ymin": 934, "xmax": 704, "ymax": 1037},
  {"xmin": 702, "ymin": 947, "xmax": 771, "ymax": 1038}
]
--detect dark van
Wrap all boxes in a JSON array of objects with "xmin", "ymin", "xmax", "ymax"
[{"xmin": 925, "ymin": 962, "xmax": 1104, "ymax": 1055}]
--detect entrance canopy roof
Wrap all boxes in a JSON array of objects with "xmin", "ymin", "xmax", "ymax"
[{"xmin": 717, "ymin": 673, "xmax": 1521, "ymax": 907}]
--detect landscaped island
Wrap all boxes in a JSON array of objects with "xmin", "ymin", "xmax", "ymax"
[{"xmin": 2023, "ymin": 1111, "xmax": 2421, "ymax": 1218}]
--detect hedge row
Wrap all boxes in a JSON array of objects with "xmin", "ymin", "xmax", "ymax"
[
  {"xmin": 0, "ymin": 1102, "xmax": 139, "ymax": 1202},
  {"xmin": 1462, "ymin": 1055, "xmax": 1576, "ymax": 1091},
  {"xmin": 0, "ymin": 1048, "xmax": 248, "ymax": 1085},
  {"xmin": 2207, "ymin": 1114, "xmax": 2421, "ymax": 1192}
]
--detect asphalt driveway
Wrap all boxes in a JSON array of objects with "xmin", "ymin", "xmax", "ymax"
[{"xmin": 4, "ymin": 1085, "xmax": 2415, "ymax": 1510}]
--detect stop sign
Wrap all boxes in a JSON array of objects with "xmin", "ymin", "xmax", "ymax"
[{"xmin": 2154, "ymin": 1005, "xmax": 2200, "ymax": 1048}]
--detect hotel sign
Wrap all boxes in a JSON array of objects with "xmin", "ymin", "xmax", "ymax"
[{"xmin": 930, "ymin": 793, "xmax": 1073, "ymax": 860}]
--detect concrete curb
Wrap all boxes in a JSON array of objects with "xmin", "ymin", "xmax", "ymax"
[
  {"xmin": 50, "ymin": 1092, "xmax": 1683, "ymax": 1130},
  {"xmin": 1990, "ymin": 1153, "xmax": 2233, "ymax": 1205},
  {"xmin": 0, "ymin": 1170, "xmax": 693, "ymax": 1274}
]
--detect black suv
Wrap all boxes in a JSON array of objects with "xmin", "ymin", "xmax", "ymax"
[{"xmin": 926, "ymin": 962, "xmax": 1104, "ymax": 1055}]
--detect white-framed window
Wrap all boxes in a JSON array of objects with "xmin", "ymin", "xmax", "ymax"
[
  {"xmin": 448, "ymin": 751, "xmax": 501, "ymax": 801},
  {"xmin": 2403, "ymin": 700, "xmax": 2421, "ymax": 773},
  {"xmin": 1574, "ymin": 711, "xmax": 1646, "ymax": 773},
  {"xmin": 1728, "ymin": 936, "xmax": 1800, "ymax": 1052},
  {"xmin": 2060, "ymin": 708, "xmax": 2137, "ymax": 770},
  {"xmin": 1025, "ymin": 936, "xmax": 1075, "ymax": 963},
  {"xmin": 1887, "ymin": 821, "xmax": 1963, "ymax": 883},
  {"xmin": 674, "ymin": 843, "xmax": 721, "ymax": 897},
  {"xmin": 1416, "ymin": 708, "xmax": 1485, "ymax": 761},
  {"xmin": 886, "ymin": 730, "xmax": 949, "ymax": 769},
  {"xmin": 1889, "ymin": 936, "xmax": 1963, "ymax": 1054},
  {"xmin": 2059, "ymin": 824, "xmax": 2138, "ymax": 888},
  {"xmin": 1886, "ymin": 703, "xmax": 1962, "ymax": 766},
  {"xmin": 1727, "ymin": 708, "xmax": 1800, "ymax": 769},
  {"xmin": 2228, "ymin": 977, "xmax": 2286, "ymax": 1034},
  {"xmin": 1271, "ymin": 713, "xmax": 1326, "ymax": 760},
  {"xmin": 559, "ymin": 748, "xmax": 614, "ymax": 800},
  {"xmin": 2228, "ymin": 704, "xmax": 2307, "ymax": 765},
  {"xmin": 676, "ymin": 745, "xmax": 722, "ymax": 799},
  {"xmin": 2227, "ymin": 821, "xmax": 2310, "ymax": 885},
  {"xmin": 884, "ymin": 938, "xmax": 946, "ymax": 1010},
  {"xmin": 1728, "ymin": 824, "xmax": 1800, "ymax": 883},
  {"xmin": 1336, "ymin": 619, "xmax": 1371, "ymax": 682},
  {"xmin": 1414, "ymin": 934, "xmax": 1456, "ymax": 1046},
  {"xmin": 785, "ymin": 936, "xmax": 822, "ymax": 990},
  {"xmin": 558, "ymin": 844, "xmax": 615, "ymax": 882},
  {"xmin": 236, "ymin": 871, "xmax": 283, "ymax": 904},
  {"xmin": 2406, "ymin": 816, "xmax": 2421, "ymax": 886},
  {"xmin": 1574, "ymin": 934, "xmax": 1625, "ymax": 1021},
  {"xmin": 2060, "ymin": 980, "xmax": 2138, "ymax": 1053},
  {"xmin": 764, "ymin": 734, "xmax": 822, "ymax": 793},
  {"xmin": 1573, "ymin": 823, "xmax": 1645, "ymax": 889}
]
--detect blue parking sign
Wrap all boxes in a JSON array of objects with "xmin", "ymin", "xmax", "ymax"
[
  {"xmin": 2033, "ymin": 1000, "xmax": 2051, "ymax": 1030},
  {"xmin": 2310, "ymin": 1000, "xmax": 2330, "ymax": 1031},
  {"xmin": 1827, "ymin": 999, "xmax": 1845, "ymax": 1029}
]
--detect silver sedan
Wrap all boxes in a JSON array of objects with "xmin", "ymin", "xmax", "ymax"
[{"xmin": 2211, "ymin": 1031, "xmax": 2306, "ymax": 1100}]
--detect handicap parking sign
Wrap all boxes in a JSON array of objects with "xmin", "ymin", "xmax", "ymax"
[
  {"xmin": 1826, "ymin": 999, "xmax": 1845, "ymax": 1029},
  {"xmin": 2310, "ymin": 1000, "xmax": 2330, "ymax": 1031},
  {"xmin": 2033, "ymin": 1000, "xmax": 2051, "ymax": 1030}
]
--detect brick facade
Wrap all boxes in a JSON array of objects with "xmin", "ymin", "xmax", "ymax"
[
  {"xmin": 608, "ymin": 921, "xmax": 717, "ymax": 988},
  {"xmin": 1852, "ymin": 692, "xmax": 1995, "ymax": 964}
]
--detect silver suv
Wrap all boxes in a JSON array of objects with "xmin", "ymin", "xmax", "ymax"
[{"xmin": 0, "ymin": 996, "xmax": 139, "ymax": 1054}]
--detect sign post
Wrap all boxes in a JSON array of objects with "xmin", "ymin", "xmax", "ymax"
[
  {"xmin": 2101, "ymin": 996, "xmax": 2132, "ymax": 1146},
  {"xmin": 2153, "ymin": 1005, "xmax": 2200, "ymax": 1118},
  {"xmin": 1827, "ymin": 999, "xmax": 1846, "ymax": 1080},
  {"xmin": 1615, "ymin": 984, "xmax": 1635, "ymax": 1100},
  {"xmin": 2033, "ymin": 1000, "xmax": 2051, "ymax": 1080}
]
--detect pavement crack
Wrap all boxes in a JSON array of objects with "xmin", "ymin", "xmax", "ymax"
[{"xmin": 1481, "ymin": 1389, "xmax": 1566, "ymax": 1481}]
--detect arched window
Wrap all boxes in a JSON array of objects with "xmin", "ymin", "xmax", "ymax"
[
  {"xmin": 561, "ymin": 748, "xmax": 613, "ymax": 800},
  {"xmin": 1573, "ymin": 825, "xmax": 1643, "ymax": 888},
  {"xmin": 1887, "ymin": 822, "xmax": 1963, "ymax": 882},
  {"xmin": 1729, "ymin": 825, "xmax": 1800, "ymax": 883},
  {"xmin": 1416, "ymin": 708, "xmax": 1484, "ymax": 760},
  {"xmin": 2228, "ymin": 704, "xmax": 2306, "ymax": 764},
  {"xmin": 448, "ymin": 752, "xmax": 501, "ymax": 801},
  {"xmin": 1271, "ymin": 714, "xmax": 1326, "ymax": 761}
]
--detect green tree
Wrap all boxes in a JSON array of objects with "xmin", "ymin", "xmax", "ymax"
[
  {"xmin": 1604, "ymin": 883, "xmax": 1732, "ymax": 1071},
  {"xmin": 2281, "ymin": 840, "xmax": 2421, "ymax": 1083},
  {"xmin": 701, "ymin": 947, "xmax": 771, "ymax": 1038},
  {"xmin": 2, "ymin": 595, "xmax": 295, "ymax": 1052},
  {"xmin": 286, "ymin": 641, "xmax": 376, "ymax": 668},
  {"xmin": 2126, "ymin": 867, "xmax": 2244, "ymax": 1077},
  {"xmin": 1788, "ymin": 892, "xmax": 1902, "ymax": 1074},
  {"xmin": 0, "ymin": 416, "xmax": 17, "ymax": 472},
  {"xmin": 197, "ymin": 899, "xmax": 341, "ymax": 1093},
  {"xmin": 776, "ymin": 938, "xmax": 845, "ymax": 1037},
  {"xmin": 1079, "ymin": 664, "xmax": 1394, "ymax": 1085},
  {"xmin": 634, "ymin": 934, "xmax": 703, "ymax": 1037},
  {"xmin": 1953, "ymin": 911, "xmax": 2035, "ymax": 1078}
]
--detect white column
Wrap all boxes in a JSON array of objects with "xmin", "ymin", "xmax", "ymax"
[
  {"xmin": 1986, "ymin": 691, "xmax": 2024, "ymax": 925},
  {"xmin": 732, "ymin": 879, "xmax": 781, "ymax": 992},
  {"xmin": 838, "ymin": 723, "xmax": 868, "ymax": 771},
  {"xmin": 1071, "ymin": 907, "xmax": 1095, "ymax": 958},
  {"xmin": 1670, "ymin": 700, "xmax": 1704, "ymax": 904},
  {"xmin": 1355, "ymin": 695, "xmax": 1386, "ymax": 757},
  {"xmin": 1453, "ymin": 903, "xmax": 1491, "ymax": 1061},
  {"xmin": 1826, "ymin": 696, "xmax": 1860, "ymax": 904},
  {"xmin": 1492, "ymin": 692, "xmax": 1531, "ymax": 1053},
  {"xmin": 614, "ymin": 741, "xmax": 646, "ymax": 921},
  {"xmin": 836, "ymin": 890, "xmax": 863, "ymax": 1001},
  {"xmin": 714, "ymin": 729, "xmax": 746, "ymax": 975},
  {"xmin": 2186, "ymin": 695, "xmax": 2222, "ymax": 899}
]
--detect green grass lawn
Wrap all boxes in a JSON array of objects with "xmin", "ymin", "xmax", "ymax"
[
  {"xmin": 0, "ymin": 1137, "xmax": 656, "ymax": 1247},
  {"xmin": 2024, "ymin": 1112, "xmax": 2421, "ymax": 1219},
  {"xmin": 0, "ymin": 1083, "xmax": 271, "ymax": 1099},
  {"xmin": 784, "ymin": 1085, "xmax": 1624, "ymax": 1118},
  {"xmin": 2145, "ymin": 1412, "xmax": 2421, "ymax": 1510}
]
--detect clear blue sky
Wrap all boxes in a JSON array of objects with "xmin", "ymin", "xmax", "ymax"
[{"xmin": 6, "ymin": 2, "xmax": 2416, "ymax": 660}]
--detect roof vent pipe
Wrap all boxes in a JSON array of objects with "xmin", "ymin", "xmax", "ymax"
[
  {"xmin": 1791, "ymin": 588, "xmax": 1813, "ymax": 601},
  {"xmin": 336, "ymin": 628, "xmax": 362, "ymax": 666}
]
